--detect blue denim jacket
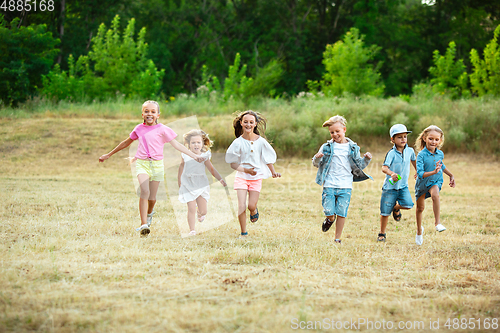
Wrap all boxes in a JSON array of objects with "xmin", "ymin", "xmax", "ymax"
[{"xmin": 312, "ymin": 138, "xmax": 372, "ymax": 186}]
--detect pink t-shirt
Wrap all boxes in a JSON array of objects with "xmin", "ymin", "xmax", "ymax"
[{"xmin": 130, "ymin": 123, "xmax": 177, "ymax": 160}]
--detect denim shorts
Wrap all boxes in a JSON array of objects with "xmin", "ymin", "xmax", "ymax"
[
  {"xmin": 380, "ymin": 187, "xmax": 414, "ymax": 216},
  {"xmin": 322, "ymin": 188, "xmax": 352, "ymax": 218}
]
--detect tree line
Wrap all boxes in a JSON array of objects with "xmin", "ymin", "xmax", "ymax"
[{"xmin": 1, "ymin": 0, "xmax": 500, "ymax": 106}]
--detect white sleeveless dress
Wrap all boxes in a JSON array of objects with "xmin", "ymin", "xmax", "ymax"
[{"xmin": 178, "ymin": 151, "xmax": 210, "ymax": 203}]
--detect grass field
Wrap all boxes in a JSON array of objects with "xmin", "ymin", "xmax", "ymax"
[{"xmin": 1, "ymin": 118, "xmax": 499, "ymax": 332}]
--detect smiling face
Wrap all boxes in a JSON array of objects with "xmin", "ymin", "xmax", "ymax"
[
  {"xmin": 328, "ymin": 122, "xmax": 347, "ymax": 143},
  {"xmin": 424, "ymin": 130, "xmax": 442, "ymax": 152},
  {"xmin": 142, "ymin": 102, "xmax": 160, "ymax": 126},
  {"xmin": 188, "ymin": 135, "xmax": 203, "ymax": 155},
  {"xmin": 240, "ymin": 114, "xmax": 257, "ymax": 135},
  {"xmin": 391, "ymin": 133, "xmax": 408, "ymax": 150}
]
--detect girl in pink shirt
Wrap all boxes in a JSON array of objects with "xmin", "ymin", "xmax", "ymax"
[{"xmin": 99, "ymin": 101, "xmax": 205, "ymax": 236}]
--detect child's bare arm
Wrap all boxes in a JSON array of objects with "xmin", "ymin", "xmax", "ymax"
[
  {"xmin": 99, "ymin": 137, "xmax": 134, "ymax": 162},
  {"xmin": 267, "ymin": 163, "xmax": 281, "ymax": 178},
  {"xmin": 205, "ymin": 160, "xmax": 227, "ymax": 186},
  {"xmin": 169, "ymin": 140, "xmax": 205, "ymax": 163},
  {"xmin": 230, "ymin": 163, "xmax": 257, "ymax": 175},
  {"xmin": 381, "ymin": 165, "xmax": 399, "ymax": 183},
  {"xmin": 178, "ymin": 159, "xmax": 184, "ymax": 187},
  {"xmin": 443, "ymin": 168, "xmax": 455, "ymax": 188}
]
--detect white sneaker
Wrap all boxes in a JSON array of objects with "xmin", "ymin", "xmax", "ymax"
[
  {"xmin": 435, "ymin": 224, "xmax": 446, "ymax": 232},
  {"xmin": 188, "ymin": 230, "xmax": 196, "ymax": 236},
  {"xmin": 136, "ymin": 224, "xmax": 150, "ymax": 236},
  {"xmin": 147, "ymin": 210, "xmax": 155, "ymax": 228},
  {"xmin": 198, "ymin": 215, "xmax": 206, "ymax": 223},
  {"xmin": 415, "ymin": 226, "xmax": 424, "ymax": 245}
]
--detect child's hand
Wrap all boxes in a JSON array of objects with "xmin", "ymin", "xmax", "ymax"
[
  {"xmin": 391, "ymin": 173, "xmax": 399, "ymax": 183},
  {"xmin": 272, "ymin": 171, "xmax": 281, "ymax": 178},
  {"xmin": 244, "ymin": 167, "xmax": 257, "ymax": 176},
  {"xmin": 434, "ymin": 160, "xmax": 442, "ymax": 173},
  {"xmin": 219, "ymin": 179, "xmax": 227, "ymax": 187},
  {"xmin": 414, "ymin": 173, "xmax": 417, "ymax": 180},
  {"xmin": 99, "ymin": 154, "xmax": 110, "ymax": 162},
  {"xmin": 364, "ymin": 152, "xmax": 372, "ymax": 160},
  {"xmin": 449, "ymin": 176, "xmax": 455, "ymax": 188},
  {"xmin": 195, "ymin": 156, "xmax": 206, "ymax": 163},
  {"xmin": 314, "ymin": 152, "xmax": 324, "ymax": 159}
]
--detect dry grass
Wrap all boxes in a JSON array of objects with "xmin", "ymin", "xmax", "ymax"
[{"xmin": 1, "ymin": 118, "xmax": 499, "ymax": 332}]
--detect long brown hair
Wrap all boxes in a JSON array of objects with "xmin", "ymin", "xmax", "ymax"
[
  {"xmin": 415, "ymin": 125, "xmax": 445, "ymax": 152},
  {"xmin": 233, "ymin": 110, "xmax": 268, "ymax": 138}
]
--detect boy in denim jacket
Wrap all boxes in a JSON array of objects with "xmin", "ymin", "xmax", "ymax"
[{"xmin": 312, "ymin": 115, "xmax": 372, "ymax": 243}]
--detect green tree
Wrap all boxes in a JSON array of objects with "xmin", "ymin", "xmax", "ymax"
[
  {"xmin": 470, "ymin": 25, "xmax": 500, "ymax": 96},
  {"xmin": 42, "ymin": 15, "xmax": 164, "ymax": 102},
  {"xmin": 0, "ymin": 15, "xmax": 59, "ymax": 106},
  {"xmin": 321, "ymin": 27, "xmax": 384, "ymax": 97},
  {"xmin": 428, "ymin": 41, "xmax": 469, "ymax": 98}
]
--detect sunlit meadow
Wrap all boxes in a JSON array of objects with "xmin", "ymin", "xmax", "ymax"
[{"xmin": 0, "ymin": 117, "xmax": 499, "ymax": 332}]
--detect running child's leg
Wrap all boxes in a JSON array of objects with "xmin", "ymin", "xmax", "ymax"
[
  {"xmin": 335, "ymin": 216, "xmax": 346, "ymax": 240},
  {"xmin": 137, "ymin": 174, "xmax": 151, "ymax": 226},
  {"xmin": 380, "ymin": 215, "xmax": 389, "ymax": 235},
  {"xmin": 148, "ymin": 180, "xmax": 160, "ymax": 214},
  {"xmin": 187, "ymin": 201, "xmax": 197, "ymax": 231},
  {"xmin": 196, "ymin": 196, "xmax": 208, "ymax": 220},
  {"xmin": 248, "ymin": 191, "xmax": 260, "ymax": 222},
  {"xmin": 416, "ymin": 194, "xmax": 426, "ymax": 235},
  {"xmin": 429, "ymin": 185, "xmax": 441, "ymax": 226},
  {"xmin": 236, "ymin": 190, "xmax": 248, "ymax": 233}
]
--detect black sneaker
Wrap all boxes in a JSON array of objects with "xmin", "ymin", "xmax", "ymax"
[{"xmin": 322, "ymin": 216, "xmax": 336, "ymax": 232}]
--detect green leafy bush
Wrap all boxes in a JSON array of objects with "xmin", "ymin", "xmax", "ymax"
[
  {"xmin": 321, "ymin": 27, "xmax": 384, "ymax": 97},
  {"xmin": 470, "ymin": 25, "xmax": 500, "ymax": 97},
  {"xmin": 429, "ymin": 41, "xmax": 469, "ymax": 99},
  {"xmin": 41, "ymin": 15, "xmax": 164, "ymax": 102},
  {"xmin": 0, "ymin": 15, "xmax": 59, "ymax": 106}
]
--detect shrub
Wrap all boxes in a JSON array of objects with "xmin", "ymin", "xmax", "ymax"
[
  {"xmin": 470, "ymin": 25, "xmax": 500, "ymax": 97},
  {"xmin": 41, "ymin": 15, "xmax": 164, "ymax": 102},
  {"xmin": 321, "ymin": 27, "xmax": 384, "ymax": 97},
  {"xmin": 0, "ymin": 15, "xmax": 59, "ymax": 106},
  {"xmin": 429, "ymin": 41, "xmax": 470, "ymax": 99}
]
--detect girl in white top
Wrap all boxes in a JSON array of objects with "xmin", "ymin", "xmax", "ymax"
[
  {"xmin": 225, "ymin": 111, "xmax": 281, "ymax": 238},
  {"xmin": 178, "ymin": 130, "xmax": 227, "ymax": 236}
]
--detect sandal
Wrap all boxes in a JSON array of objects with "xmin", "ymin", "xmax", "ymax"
[
  {"xmin": 392, "ymin": 209, "xmax": 402, "ymax": 221},
  {"xmin": 377, "ymin": 233, "xmax": 386, "ymax": 242},
  {"xmin": 334, "ymin": 239, "xmax": 342, "ymax": 244},
  {"xmin": 239, "ymin": 232, "xmax": 248, "ymax": 239},
  {"xmin": 250, "ymin": 208, "xmax": 259, "ymax": 223}
]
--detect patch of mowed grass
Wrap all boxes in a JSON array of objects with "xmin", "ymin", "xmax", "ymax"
[
  {"xmin": 0, "ymin": 118, "xmax": 500, "ymax": 331},
  {"xmin": 3, "ymin": 95, "xmax": 500, "ymax": 157}
]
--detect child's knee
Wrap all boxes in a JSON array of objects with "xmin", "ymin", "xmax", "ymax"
[
  {"xmin": 431, "ymin": 192, "xmax": 440, "ymax": 201},
  {"xmin": 416, "ymin": 204, "xmax": 425, "ymax": 213},
  {"xmin": 248, "ymin": 203, "xmax": 256, "ymax": 212},
  {"xmin": 140, "ymin": 189, "xmax": 150, "ymax": 199}
]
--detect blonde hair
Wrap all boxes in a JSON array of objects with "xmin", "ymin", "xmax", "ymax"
[
  {"xmin": 233, "ymin": 110, "xmax": 268, "ymax": 138},
  {"xmin": 323, "ymin": 115, "xmax": 347, "ymax": 128},
  {"xmin": 183, "ymin": 129, "xmax": 213, "ymax": 152},
  {"xmin": 415, "ymin": 125, "xmax": 445, "ymax": 152}
]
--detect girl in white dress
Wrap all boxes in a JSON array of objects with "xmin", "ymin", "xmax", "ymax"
[
  {"xmin": 178, "ymin": 130, "xmax": 227, "ymax": 236},
  {"xmin": 225, "ymin": 111, "xmax": 281, "ymax": 238}
]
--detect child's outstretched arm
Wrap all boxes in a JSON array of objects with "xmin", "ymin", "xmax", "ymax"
[
  {"xmin": 169, "ymin": 140, "xmax": 206, "ymax": 163},
  {"xmin": 443, "ymin": 168, "xmax": 455, "ymax": 188},
  {"xmin": 266, "ymin": 164, "xmax": 281, "ymax": 178},
  {"xmin": 99, "ymin": 137, "xmax": 134, "ymax": 162},
  {"xmin": 421, "ymin": 160, "xmax": 442, "ymax": 178},
  {"xmin": 205, "ymin": 160, "xmax": 227, "ymax": 186}
]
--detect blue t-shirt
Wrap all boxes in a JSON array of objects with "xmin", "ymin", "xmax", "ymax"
[
  {"xmin": 416, "ymin": 146, "xmax": 446, "ymax": 186},
  {"xmin": 382, "ymin": 145, "xmax": 416, "ymax": 190}
]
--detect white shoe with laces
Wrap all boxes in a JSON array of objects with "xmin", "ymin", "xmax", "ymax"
[
  {"xmin": 415, "ymin": 226, "xmax": 424, "ymax": 245},
  {"xmin": 435, "ymin": 224, "xmax": 446, "ymax": 232}
]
